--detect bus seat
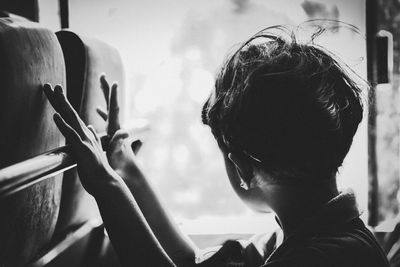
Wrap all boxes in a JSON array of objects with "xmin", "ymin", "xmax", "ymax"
[
  {"xmin": 31, "ymin": 220, "xmax": 121, "ymax": 267},
  {"xmin": 379, "ymin": 223, "xmax": 400, "ymax": 266},
  {"xmin": 54, "ymin": 30, "xmax": 125, "ymax": 238},
  {"xmin": 0, "ymin": 17, "xmax": 66, "ymax": 267}
]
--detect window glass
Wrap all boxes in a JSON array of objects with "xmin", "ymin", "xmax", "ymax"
[
  {"xmin": 375, "ymin": 5, "xmax": 400, "ymax": 230},
  {"xmin": 61, "ymin": 0, "xmax": 367, "ymax": 234}
]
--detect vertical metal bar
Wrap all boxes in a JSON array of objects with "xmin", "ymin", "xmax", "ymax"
[
  {"xmin": 32, "ymin": 0, "xmax": 39, "ymax": 22},
  {"xmin": 59, "ymin": 0, "xmax": 69, "ymax": 29},
  {"xmin": 366, "ymin": 0, "xmax": 379, "ymax": 227}
]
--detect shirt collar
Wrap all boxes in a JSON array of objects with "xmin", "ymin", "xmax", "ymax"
[
  {"xmin": 277, "ymin": 188, "xmax": 360, "ymax": 239},
  {"xmin": 266, "ymin": 189, "xmax": 361, "ymax": 263}
]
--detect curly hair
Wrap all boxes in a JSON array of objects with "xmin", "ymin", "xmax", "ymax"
[{"xmin": 202, "ymin": 25, "xmax": 365, "ymax": 180}]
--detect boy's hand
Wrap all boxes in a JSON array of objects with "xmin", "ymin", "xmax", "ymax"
[
  {"xmin": 96, "ymin": 75, "xmax": 143, "ymax": 177},
  {"xmin": 107, "ymin": 129, "xmax": 143, "ymax": 178},
  {"xmin": 43, "ymin": 84, "xmax": 116, "ymax": 196},
  {"xmin": 96, "ymin": 74, "xmax": 121, "ymax": 137}
]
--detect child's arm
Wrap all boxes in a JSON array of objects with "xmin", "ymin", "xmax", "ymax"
[
  {"xmin": 43, "ymin": 84, "xmax": 176, "ymax": 267},
  {"xmin": 97, "ymin": 76, "xmax": 198, "ymax": 266},
  {"xmin": 109, "ymin": 130, "xmax": 198, "ymax": 265}
]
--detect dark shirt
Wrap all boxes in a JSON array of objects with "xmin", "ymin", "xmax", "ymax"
[{"xmin": 198, "ymin": 190, "xmax": 389, "ymax": 267}]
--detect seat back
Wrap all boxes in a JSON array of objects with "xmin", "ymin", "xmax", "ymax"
[
  {"xmin": 0, "ymin": 17, "xmax": 66, "ymax": 267},
  {"xmin": 54, "ymin": 30, "xmax": 125, "ymax": 236}
]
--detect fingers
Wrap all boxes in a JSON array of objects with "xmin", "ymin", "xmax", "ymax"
[
  {"xmin": 108, "ymin": 129, "xmax": 129, "ymax": 156},
  {"xmin": 99, "ymin": 74, "xmax": 121, "ymax": 136},
  {"xmin": 108, "ymin": 82, "xmax": 121, "ymax": 135},
  {"xmin": 44, "ymin": 84, "xmax": 88, "ymax": 139},
  {"xmin": 96, "ymin": 107, "xmax": 108, "ymax": 121},
  {"xmin": 43, "ymin": 83, "xmax": 58, "ymax": 109},
  {"xmin": 53, "ymin": 113, "xmax": 82, "ymax": 146},
  {"xmin": 87, "ymin": 125, "xmax": 101, "ymax": 143},
  {"xmin": 110, "ymin": 129, "xmax": 129, "ymax": 145},
  {"xmin": 100, "ymin": 74, "xmax": 110, "ymax": 109},
  {"xmin": 110, "ymin": 82, "xmax": 119, "ymax": 110}
]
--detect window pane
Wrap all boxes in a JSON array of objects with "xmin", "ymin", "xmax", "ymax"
[{"xmin": 69, "ymin": 0, "xmax": 367, "ymax": 233}]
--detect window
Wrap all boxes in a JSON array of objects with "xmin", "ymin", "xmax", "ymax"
[{"xmin": 41, "ymin": 0, "xmax": 368, "ymax": 235}]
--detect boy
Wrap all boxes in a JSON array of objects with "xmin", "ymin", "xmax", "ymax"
[{"xmin": 43, "ymin": 26, "xmax": 389, "ymax": 266}]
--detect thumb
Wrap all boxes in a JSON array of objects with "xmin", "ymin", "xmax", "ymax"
[{"xmin": 107, "ymin": 129, "xmax": 130, "ymax": 156}]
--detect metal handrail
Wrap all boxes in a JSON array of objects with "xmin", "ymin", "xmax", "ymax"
[
  {"xmin": 0, "ymin": 146, "xmax": 75, "ymax": 197},
  {"xmin": 0, "ymin": 121, "xmax": 149, "ymax": 198}
]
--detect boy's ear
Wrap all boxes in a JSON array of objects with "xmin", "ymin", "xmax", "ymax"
[{"xmin": 228, "ymin": 152, "xmax": 253, "ymax": 185}]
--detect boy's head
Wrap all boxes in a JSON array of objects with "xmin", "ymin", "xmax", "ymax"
[{"xmin": 202, "ymin": 26, "xmax": 364, "ymax": 184}]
